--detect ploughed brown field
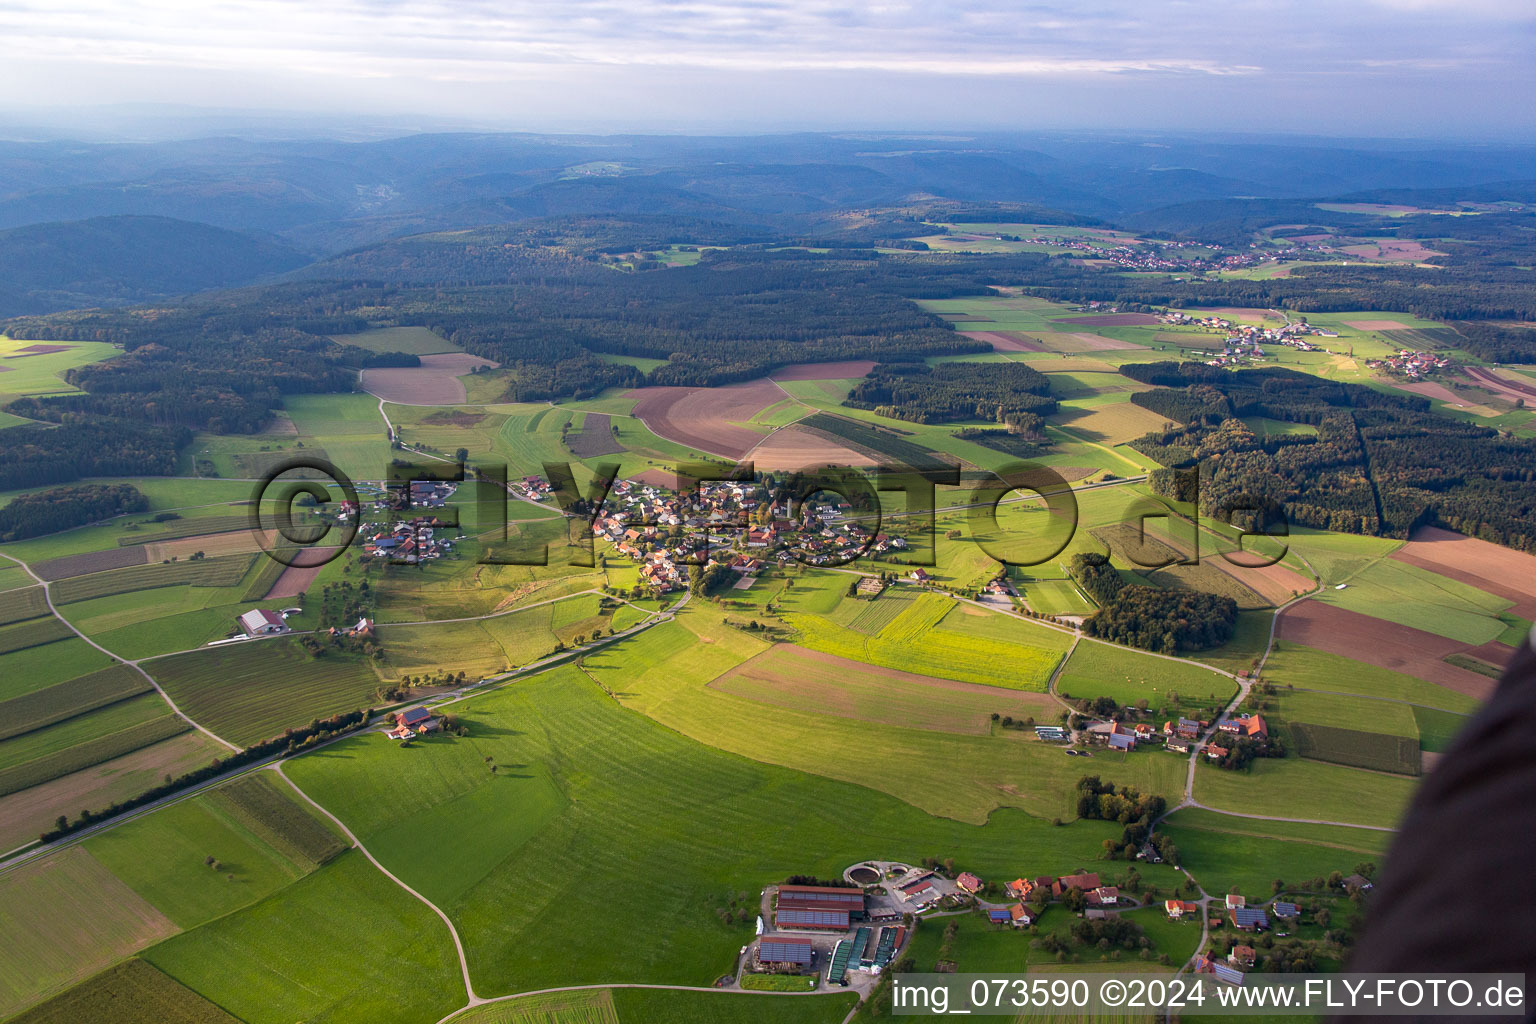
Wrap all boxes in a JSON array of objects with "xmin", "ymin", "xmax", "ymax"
[
  {"xmin": 263, "ymin": 547, "xmax": 338, "ymax": 600},
  {"xmin": 744, "ymin": 424, "xmax": 874, "ymax": 471},
  {"xmin": 1392, "ymin": 380, "xmax": 1479, "ymax": 407},
  {"xmin": 32, "ymin": 546, "xmax": 148, "ymax": 581},
  {"xmin": 1391, "ymin": 526, "xmax": 1536, "ymax": 620},
  {"xmin": 5, "ymin": 344, "xmax": 76, "ymax": 357},
  {"xmin": 1276, "ymin": 601, "xmax": 1497, "ymax": 699},
  {"xmin": 627, "ymin": 378, "xmax": 783, "ymax": 458},
  {"xmin": 360, "ymin": 353, "xmax": 498, "ymax": 405},
  {"xmin": 1463, "ymin": 366, "xmax": 1536, "ymax": 402},
  {"xmin": 769, "ymin": 360, "xmax": 877, "ymax": 381},
  {"xmin": 565, "ymin": 412, "xmax": 625, "ymax": 457},
  {"xmin": 960, "ymin": 330, "xmax": 1048, "ymax": 352}
]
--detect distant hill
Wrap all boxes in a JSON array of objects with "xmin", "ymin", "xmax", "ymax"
[{"xmin": 0, "ymin": 215, "xmax": 309, "ymax": 315}]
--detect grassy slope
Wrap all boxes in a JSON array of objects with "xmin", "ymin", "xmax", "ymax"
[{"xmin": 285, "ymin": 660, "xmax": 1185, "ymax": 998}]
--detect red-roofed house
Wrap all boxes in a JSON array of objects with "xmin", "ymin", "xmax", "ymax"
[{"xmin": 956, "ymin": 872, "xmax": 983, "ymax": 894}]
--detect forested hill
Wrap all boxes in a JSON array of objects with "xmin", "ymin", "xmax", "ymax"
[{"xmin": 0, "ymin": 215, "xmax": 308, "ymax": 316}]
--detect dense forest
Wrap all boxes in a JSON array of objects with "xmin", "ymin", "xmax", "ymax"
[
  {"xmin": 0, "ymin": 483, "xmax": 148, "ymax": 541},
  {"xmin": 1070, "ymin": 552, "xmax": 1239, "ymax": 653},
  {"xmin": 842, "ymin": 360, "xmax": 1055, "ymax": 427},
  {"xmin": 1123, "ymin": 362, "xmax": 1536, "ymax": 551}
]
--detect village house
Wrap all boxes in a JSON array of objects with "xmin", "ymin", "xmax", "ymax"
[
  {"xmin": 387, "ymin": 705, "xmax": 437, "ymax": 739},
  {"xmin": 1229, "ymin": 907, "xmax": 1269, "ymax": 932},
  {"xmin": 1229, "ymin": 945, "xmax": 1257, "ymax": 968},
  {"xmin": 955, "ymin": 872, "xmax": 983, "ymax": 894},
  {"xmin": 1165, "ymin": 899, "xmax": 1199, "ymax": 920}
]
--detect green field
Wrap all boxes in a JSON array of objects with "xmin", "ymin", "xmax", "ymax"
[
  {"xmin": 0, "ymin": 845, "xmax": 178, "ymax": 1018},
  {"xmin": 0, "ymin": 695, "xmax": 188, "ymax": 797},
  {"xmin": 0, "ymin": 664, "xmax": 148, "ymax": 741},
  {"xmin": 0, "ymin": 336, "xmax": 121, "ymax": 401},
  {"xmin": 1412, "ymin": 705, "xmax": 1470, "ymax": 752},
  {"xmin": 1054, "ymin": 641, "xmax": 1236, "ymax": 715},
  {"xmin": 584, "ymin": 609, "xmax": 1187, "ymax": 823},
  {"xmin": 1315, "ymin": 559, "xmax": 1511, "ymax": 644},
  {"xmin": 1192, "ymin": 755, "xmax": 1416, "ymax": 830},
  {"xmin": 1262, "ymin": 643, "xmax": 1480, "ymax": 712},
  {"xmin": 1272, "ymin": 687, "xmax": 1419, "ymax": 738},
  {"xmin": 1158, "ymin": 808, "xmax": 1389, "ymax": 901},
  {"xmin": 611, "ymin": 989, "xmax": 857, "ymax": 1024},
  {"xmin": 143, "ymin": 850, "xmax": 466, "ymax": 1024},
  {"xmin": 51, "ymin": 554, "xmax": 255, "ymax": 605},
  {"xmin": 1290, "ymin": 722, "xmax": 1421, "ymax": 776},
  {"xmin": 149, "ymin": 638, "xmax": 383, "ymax": 746},
  {"xmin": 285, "ymin": 658, "xmax": 1185, "ymax": 998}
]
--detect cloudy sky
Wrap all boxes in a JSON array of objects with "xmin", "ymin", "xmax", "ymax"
[{"xmin": 6, "ymin": 0, "xmax": 1535, "ymax": 137}]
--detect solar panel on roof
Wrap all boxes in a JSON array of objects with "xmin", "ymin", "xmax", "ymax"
[
  {"xmin": 778, "ymin": 907, "xmax": 849, "ymax": 928},
  {"xmin": 759, "ymin": 938, "xmax": 814, "ymax": 964}
]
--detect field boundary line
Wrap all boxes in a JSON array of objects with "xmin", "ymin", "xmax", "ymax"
[
  {"xmin": 271, "ymin": 762, "xmax": 482, "ymax": 1004},
  {"xmin": 0, "ymin": 550, "xmax": 239, "ymax": 752}
]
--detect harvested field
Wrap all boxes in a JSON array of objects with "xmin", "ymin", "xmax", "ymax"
[
  {"xmin": 1340, "ymin": 241, "xmax": 1443, "ymax": 262},
  {"xmin": 1464, "ymin": 366, "xmax": 1536, "ymax": 402},
  {"xmin": 0, "ymin": 731, "xmax": 222, "ymax": 853},
  {"xmin": 564, "ymin": 413, "xmax": 625, "ymax": 457},
  {"xmin": 1140, "ymin": 521, "xmax": 1313, "ymax": 605},
  {"xmin": 1052, "ymin": 402, "xmax": 1170, "ymax": 445},
  {"xmin": 709, "ymin": 644, "xmax": 1056, "ymax": 735},
  {"xmin": 1392, "ymin": 380, "xmax": 1485, "ymax": 408},
  {"xmin": 115, "ymin": 515, "xmax": 250, "ymax": 547},
  {"xmin": 32, "ymin": 546, "xmax": 148, "ymax": 581},
  {"xmin": 745, "ymin": 424, "xmax": 875, "ymax": 471},
  {"xmin": 360, "ymin": 352, "xmax": 498, "ymax": 405},
  {"xmin": 960, "ymin": 330, "xmax": 1048, "ymax": 352},
  {"xmin": 1343, "ymin": 319, "xmax": 1413, "ymax": 331},
  {"xmin": 0, "ymin": 848, "xmax": 179, "ymax": 1019},
  {"xmin": 770, "ymin": 360, "xmax": 877, "ymax": 381},
  {"xmin": 628, "ymin": 468, "xmax": 683, "ymax": 490},
  {"xmin": 627, "ymin": 378, "xmax": 783, "ymax": 458},
  {"xmin": 143, "ymin": 530, "xmax": 266, "ymax": 562},
  {"xmin": 1053, "ymin": 332, "xmax": 1145, "ymax": 353},
  {"xmin": 1203, "ymin": 307, "xmax": 1277, "ymax": 323},
  {"xmin": 1276, "ymin": 601, "xmax": 1496, "ymax": 699},
  {"xmin": 1051, "ymin": 313, "xmax": 1162, "ymax": 326},
  {"xmin": 1391, "ymin": 526, "xmax": 1536, "ymax": 619}
]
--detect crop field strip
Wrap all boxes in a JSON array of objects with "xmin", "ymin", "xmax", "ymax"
[
  {"xmin": 50, "ymin": 553, "xmax": 256, "ymax": 604},
  {"xmin": 0, "ymin": 585, "xmax": 49, "ymax": 625},
  {"xmin": 0, "ymin": 616, "xmax": 74, "ymax": 656},
  {"xmin": 445, "ymin": 989, "xmax": 620, "ymax": 1024},
  {"xmin": 0, "ymin": 713, "xmax": 191, "ymax": 797},
  {"xmin": 30, "ymin": 546, "xmax": 148, "ymax": 580},
  {"xmin": 0, "ymin": 846, "xmax": 182, "ymax": 1019},
  {"xmin": 3, "ymin": 958, "xmax": 243, "ymax": 1024},
  {"xmin": 0, "ymin": 639, "xmax": 117, "ymax": 702},
  {"xmin": 113, "ymin": 514, "xmax": 253, "ymax": 547},
  {"xmin": 149, "ymin": 638, "xmax": 384, "ymax": 747},
  {"xmin": 208, "ymin": 773, "xmax": 348, "ymax": 870},
  {"xmin": 1290, "ymin": 722, "xmax": 1422, "ymax": 776},
  {"xmin": 0, "ymin": 664, "xmax": 149, "ymax": 741}
]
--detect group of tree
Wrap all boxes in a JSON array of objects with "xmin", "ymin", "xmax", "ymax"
[
  {"xmin": 0, "ymin": 482, "xmax": 147, "ymax": 541},
  {"xmin": 1069, "ymin": 552, "xmax": 1239, "ymax": 653},
  {"xmin": 1124, "ymin": 362, "xmax": 1536, "ymax": 552},
  {"xmin": 843, "ymin": 360, "xmax": 1055, "ymax": 426},
  {"xmin": 41, "ymin": 708, "xmax": 371, "ymax": 842}
]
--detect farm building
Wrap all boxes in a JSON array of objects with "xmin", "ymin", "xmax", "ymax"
[
  {"xmin": 986, "ymin": 907, "xmax": 1012, "ymax": 925},
  {"xmin": 1272, "ymin": 901, "xmax": 1300, "ymax": 919},
  {"xmin": 776, "ymin": 884, "xmax": 865, "ymax": 931},
  {"xmin": 1225, "ymin": 894, "xmax": 1246, "ymax": 910},
  {"xmin": 389, "ymin": 706, "xmax": 437, "ymax": 738},
  {"xmin": 1219, "ymin": 713, "xmax": 1268, "ymax": 740},
  {"xmin": 1086, "ymin": 885, "xmax": 1119, "ymax": 906},
  {"xmin": 757, "ymin": 936, "xmax": 814, "ymax": 966},
  {"xmin": 1053, "ymin": 872, "xmax": 1100, "ymax": 897},
  {"xmin": 898, "ymin": 875, "xmax": 934, "ymax": 901},
  {"xmin": 238, "ymin": 608, "xmax": 288, "ymax": 636}
]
